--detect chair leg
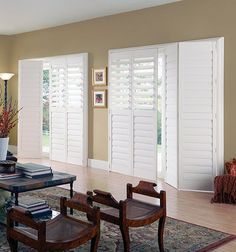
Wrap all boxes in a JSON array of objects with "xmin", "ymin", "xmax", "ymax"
[
  {"xmin": 90, "ymin": 234, "xmax": 100, "ymax": 252},
  {"xmin": 158, "ymin": 216, "xmax": 166, "ymax": 252},
  {"xmin": 120, "ymin": 225, "xmax": 130, "ymax": 252},
  {"xmin": 8, "ymin": 238, "xmax": 18, "ymax": 252}
]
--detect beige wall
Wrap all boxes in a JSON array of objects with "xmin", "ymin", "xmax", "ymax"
[
  {"xmin": 0, "ymin": 35, "xmax": 12, "ymax": 90},
  {"xmin": 6, "ymin": 0, "xmax": 236, "ymax": 161}
]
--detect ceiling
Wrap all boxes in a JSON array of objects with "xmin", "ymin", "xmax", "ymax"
[{"xmin": 0, "ymin": 0, "xmax": 181, "ymax": 35}]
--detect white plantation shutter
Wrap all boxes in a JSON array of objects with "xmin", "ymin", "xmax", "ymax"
[
  {"xmin": 50, "ymin": 112, "xmax": 67, "ymax": 162},
  {"xmin": 164, "ymin": 44, "xmax": 178, "ymax": 188},
  {"xmin": 50, "ymin": 60, "xmax": 67, "ymax": 162},
  {"xmin": 67, "ymin": 55, "xmax": 87, "ymax": 166},
  {"xmin": 50, "ymin": 54, "xmax": 88, "ymax": 166},
  {"xmin": 109, "ymin": 49, "xmax": 158, "ymax": 180},
  {"xmin": 109, "ymin": 52, "xmax": 132, "ymax": 174},
  {"xmin": 179, "ymin": 41, "xmax": 216, "ymax": 191},
  {"xmin": 18, "ymin": 60, "xmax": 43, "ymax": 158},
  {"xmin": 132, "ymin": 50, "xmax": 157, "ymax": 179},
  {"xmin": 110, "ymin": 111, "xmax": 132, "ymax": 175},
  {"xmin": 133, "ymin": 110, "xmax": 157, "ymax": 179},
  {"xmin": 109, "ymin": 52, "xmax": 131, "ymax": 109},
  {"xmin": 109, "ymin": 38, "xmax": 223, "ymax": 187},
  {"xmin": 133, "ymin": 51, "xmax": 157, "ymax": 110}
]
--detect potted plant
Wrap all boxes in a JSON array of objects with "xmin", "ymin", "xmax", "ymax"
[{"xmin": 0, "ymin": 94, "xmax": 20, "ymax": 160}]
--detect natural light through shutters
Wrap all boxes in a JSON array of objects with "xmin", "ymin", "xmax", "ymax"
[
  {"xmin": 110, "ymin": 56, "xmax": 131, "ymax": 109},
  {"xmin": 51, "ymin": 65, "xmax": 67, "ymax": 108},
  {"xmin": 67, "ymin": 62, "xmax": 84, "ymax": 108},
  {"xmin": 133, "ymin": 56, "xmax": 156, "ymax": 110}
]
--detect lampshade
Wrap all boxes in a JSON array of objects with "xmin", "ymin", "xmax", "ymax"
[{"xmin": 0, "ymin": 73, "xmax": 14, "ymax": 81}]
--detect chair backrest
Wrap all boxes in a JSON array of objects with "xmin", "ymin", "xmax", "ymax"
[
  {"xmin": 127, "ymin": 181, "xmax": 166, "ymax": 208},
  {"xmin": 87, "ymin": 189, "xmax": 120, "ymax": 209},
  {"xmin": 60, "ymin": 193, "xmax": 100, "ymax": 225}
]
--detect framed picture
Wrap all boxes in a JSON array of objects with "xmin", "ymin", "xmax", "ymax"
[
  {"xmin": 92, "ymin": 68, "xmax": 107, "ymax": 86},
  {"xmin": 93, "ymin": 90, "xmax": 107, "ymax": 108}
]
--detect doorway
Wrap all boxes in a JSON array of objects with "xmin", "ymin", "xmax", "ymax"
[
  {"xmin": 18, "ymin": 53, "xmax": 88, "ymax": 166},
  {"xmin": 108, "ymin": 38, "xmax": 224, "ymax": 191}
]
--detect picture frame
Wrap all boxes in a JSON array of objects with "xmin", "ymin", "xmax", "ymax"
[
  {"xmin": 92, "ymin": 68, "xmax": 107, "ymax": 86},
  {"xmin": 93, "ymin": 90, "xmax": 107, "ymax": 108}
]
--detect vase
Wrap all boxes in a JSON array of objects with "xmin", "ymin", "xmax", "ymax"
[{"xmin": 0, "ymin": 137, "xmax": 9, "ymax": 160}]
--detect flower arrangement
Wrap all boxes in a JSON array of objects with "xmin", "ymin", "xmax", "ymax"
[{"xmin": 0, "ymin": 94, "xmax": 20, "ymax": 138}]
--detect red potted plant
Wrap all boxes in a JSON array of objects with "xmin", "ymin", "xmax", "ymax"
[{"xmin": 0, "ymin": 95, "xmax": 20, "ymax": 160}]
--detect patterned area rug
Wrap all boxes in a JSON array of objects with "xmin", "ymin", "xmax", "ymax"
[{"xmin": 0, "ymin": 187, "xmax": 235, "ymax": 251}]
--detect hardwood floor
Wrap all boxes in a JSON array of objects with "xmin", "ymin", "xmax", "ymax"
[{"xmin": 19, "ymin": 158, "xmax": 236, "ymax": 251}]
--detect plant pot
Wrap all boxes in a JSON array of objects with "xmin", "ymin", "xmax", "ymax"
[{"xmin": 0, "ymin": 137, "xmax": 9, "ymax": 160}]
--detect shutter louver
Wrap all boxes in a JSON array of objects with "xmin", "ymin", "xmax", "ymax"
[
  {"xmin": 50, "ymin": 112, "xmax": 67, "ymax": 162},
  {"xmin": 110, "ymin": 53, "xmax": 131, "ymax": 109},
  {"xmin": 133, "ymin": 52, "xmax": 156, "ymax": 110},
  {"xmin": 133, "ymin": 110, "xmax": 157, "ymax": 179},
  {"xmin": 51, "ymin": 63, "xmax": 67, "ymax": 109},
  {"xmin": 67, "ymin": 59, "xmax": 84, "ymax": 109},
  {"xmin": 67, "ymin": 112, "xmax": 83, "ymax": 164},
  {"xmin": 110, "ymin": 111, "xmax": 132, "ymax": 175}
]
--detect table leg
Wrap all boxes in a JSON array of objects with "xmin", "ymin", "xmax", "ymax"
[
  {"xmin": 15, "ymin": 193, "xmax": 19, "ymax": 206},
  {"xmin": 14, "ymin": 193, "xmax": 19, "ymax": 226},
  {"xmin": 70, "ymin": 182, "xmax": 73, "ymax": 215}
]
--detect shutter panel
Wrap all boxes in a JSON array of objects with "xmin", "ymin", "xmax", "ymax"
[
  {"xmin": 50, "ymin": 59, "xmax": 67, "ymax": 162},
  {"xmin": 109, "ymin": 52, "xmax": 132, "ymax": 175},
  {"xmin": 109, "ymin": 49, "xmax": 158, "ymax": 180},
  {"xmin": 109, "ymin": 52, "xmax": 132, "ymax": 109},
  {"xmin": 164, "ymin": 44, "xmax": 178, "ymax": 188},
  {"xmin": 50, "ymin": 54, "xmax": 88, "ymax": 165},
  {"xmin": 179, "ymin": 41, "xmax": 215, "ymax": 191},
  {"xmin": 50, "ymin": 111, "xmax": 67, "ymax": 162},
  {"xmin": 110, "ymin": 111, "xmax": 132, "ymax": 175},
  {"xmin": 133, "ymin": 110, "xmax": 157, "ymax": 179},
  {"xmin": 132, "ymin": 49, "xmax": 157, "ymax": 180},
  {"xmin": 67, "ymin": 55, "xmax": 87, "ymax": 166},
  {"xmin": 18, "ymin": 60, "xmax": 43, "ymax": 158}
]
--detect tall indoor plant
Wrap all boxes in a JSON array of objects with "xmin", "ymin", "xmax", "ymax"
[{"xmin": 0, "ymin": 94, "xmax": 19, "ymax": 160}]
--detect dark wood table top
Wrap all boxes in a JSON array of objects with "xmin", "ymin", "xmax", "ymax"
[{"xmin": 0, "ymin": 171, "xmax": 76, "ymax": 193}]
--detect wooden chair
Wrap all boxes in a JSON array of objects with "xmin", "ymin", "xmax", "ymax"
[
  {"xmin": 7, "ymin": 193, "xmax": 100, "ymax": 252},
  {"xmin": 87, "ymin": 181, "xmax": 166, "ymax": 252}
]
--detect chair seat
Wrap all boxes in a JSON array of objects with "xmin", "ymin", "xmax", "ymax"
[
  {"xmin": 87, "ymin": 181, "xmax": 166, "ymax": 252},
  {"xmin": 15, "ymin": 215, "xmax": 94, "ymax": 244},
  {"xmin": 101, "ymin": 199, "xmax": 161, "ymax": 221},
  {"xmin": 126, "ymin": 199, "xmax": 162, "ymax": 221}
]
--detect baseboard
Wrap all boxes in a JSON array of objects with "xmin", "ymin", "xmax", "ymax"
[
  {"xmin": 8, "ymin": 145, "xmax": 17, "ymax": 154},
  {"xmin": 88, "ymin": 159, "xmax": 109, "ymax": 171}
]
